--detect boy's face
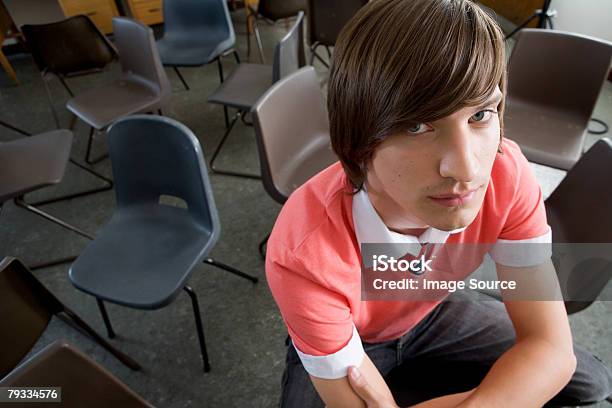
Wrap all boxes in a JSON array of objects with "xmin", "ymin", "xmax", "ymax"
[{"xmin": 366, "ymin": 87, "xmax": 503, "ymax": 232}]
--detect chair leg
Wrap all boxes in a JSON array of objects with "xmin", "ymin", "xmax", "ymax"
[
  {"xmin": 173, "ymin": 66, "xmax": 189, "ymax": 91},
  {"xmin": 208, "ymin": 111, "xmax": 261, "ymax": 179},
  {"xmin": 309, "ymin": 43, "xmax": 330, "ymax": 68},
  {"xmin": 253, "ymin": 21, "xmax": 265, "ymax": 64},
  {"xmin": 258, "ymin": 232, "xmax": 270, "ymax": 260},
  {"xmin": 12, "ymin": 196, "xmax": 95, "ymax": 270},
  {"xmin": 85, "ymin": 127, "xmax": 109, "ymax": 165},
  {"xmin": 184, "ymin": 285, "xmax": 211, "ymax": 373},
  {"xmin": 96, "ymin": 298, "xmax": 116, "ymax": 339},
  {"xmin": 59, "ymin": 307, "xmax": 141, "ymax": 371},
  {"xmin": 203, "ymin": 257, "xmax": 259, "ymax": 283},
  {"xmin": 0, "ymin": 49, "xmax": 19, "ymax": 85}
]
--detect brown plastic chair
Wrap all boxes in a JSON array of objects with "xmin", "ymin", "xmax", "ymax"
[
  {"xmin": 21, "ymin": 15, "xmax": 118, "ymax": 129},
  {"xmin": 207, "ymin": 11, "xmax": 305, "ymax": 179},
  {"xmin": 505, "ymin": 29, "xmax": 612, "ymax": 170},
  {"xmin": 66, "ymin": 17, "xmax": 171, "ymax": 165},
  {"xmin": 0, "ymin": 256, "xmax": 140, "ymax": 378},
  {"xmin": 306, "ymin": 0, "xmax": 367, "ymax": 67},
  {"xmin": 545, "ymin": 138, "xmax": 612, "ymax": 314},
  {"xmin": 0, "ymin": 341, "xmax": 153, "ymax": 408},
  {"xmin": 247, "ymin": 0, "xmax": 306, "ymax": 63},
  {"xmin": 0, "ymin": 129, "xmax": 101, "ymax": 269},
  {"xmin": 0, "ymin": 1, "xmax": 23, "ymax": 85},
  {"xmin": 251, "ymin": 66, "xmax": 337, "ymax": 256}
]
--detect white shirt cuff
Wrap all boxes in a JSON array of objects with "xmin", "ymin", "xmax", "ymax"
[
  {"xmin": 489, "ymin": 226, "xmax": 552, "ymax": 267},
  {"xmin": 293, "ymin": 324, "xmax": 365, "ymax": 379}
]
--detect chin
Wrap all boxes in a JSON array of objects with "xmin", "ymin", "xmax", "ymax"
[{"xmin": 425, "ymin": 206, "xmax": 480, "ymax": 232}]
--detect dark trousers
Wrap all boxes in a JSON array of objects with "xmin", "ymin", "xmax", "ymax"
[{"xmin": 279, "ymin": 291, "xmax": 612, "ymax": 407}]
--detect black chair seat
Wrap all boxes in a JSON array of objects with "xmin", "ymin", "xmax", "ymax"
[
  {"xmin": 0, "ymin": 130, "xmax": 72, "ymax": 202},
  {"xmin": 67, "ymin": 80, "xmax": 161, "ymax": 130},
  {"xmin": 70, "ymin": 204, "xmax": 214, "ymax": 309},
  {"xmin": 208, "ymin": 63, "xmax": 273, "ymax": 110}
]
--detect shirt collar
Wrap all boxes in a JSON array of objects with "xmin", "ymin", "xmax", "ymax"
[{"xmin": 352, "ymin": 187, "xmax": 466, "ymax": 256}]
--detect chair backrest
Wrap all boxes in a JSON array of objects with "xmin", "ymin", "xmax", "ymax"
[
  {"xmin": 258, "ymin": 0, "xmax": 306, "ymax": 21},
  {"xmin": 545, "ymin": 138, "xmax": 612, "ymax": 243},
  {"xmin": 21, "ymin": 15, "xmax": 116, "ymax": 76},
  {"xmin": 106, "ymin": 116, "xmax": 220, "ymax": 237},
  {"xmin": 162, "ymin": 0, "xmax": 235, "ymax": 48},
  {"xmin": 545, "ymin": 139, "xmax": 612, "ymax": 313},
  {"xmin": 112, "ymin": 17, "xmax": 170, "ymax": 106},
  {"xmin": 0, "ymin": 257, "xmax": 63, "ymax": 378},
  {"xmin": 307, "ymin": 0, "xmax": 368, "ymax": 46},
  {"xmin": 0, "ymin": 341, "xmax": 154, "ymax": 407},
  {"xmin": 272, "ymin": 11, "xmax": 305, "ymax": 83},
  {"xmin": 507, "ymin": 29, "xmax": 612, "ymax": 126},
  {"xmin": 252, "ymin": 66, "xmax": 336, "ymax": 203}
]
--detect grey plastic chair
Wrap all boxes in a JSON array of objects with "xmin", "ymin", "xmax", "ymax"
[
  {"xmin": 0, "ymin": 256, "xmax": 140, "ymax": 377},
  {"xmin": 207, "ymin": 11, "xmax": 305, "ymax": 179},
  {"xmin": 252, "ymin": 66, "xmax": 337, "ymax": 256},
  {"xmin": 0, "ymin": 129, "xmax": 100, "ymax": 269},
  {"xmin": 156, "ymin": 0, "xmax": 239, "ymax": 101},
  {"xmin": 69, "ymin": 115, "xmax": 258, "ymax": 373},
  {"xmin": 247, "ymin": 0, "xmax": 306, "ymax": 63},
  {"xmin": 1, "ymin": 341, "xmax": 152, "ymax": 408},
  {"xmin": 67, "ymin": 17, "xmax": 171, "ymax": 165},
  {"xmin": 505, "ymin": 29, "xmax": 612, "ymax": 170},
  {"xmin": 307, "ymin": 0, "xmax": 367, "ymax": 67}
]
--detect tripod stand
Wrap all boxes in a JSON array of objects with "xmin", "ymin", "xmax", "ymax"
[{"xmin": 505, "ymin": 0, "xmax": 556, "ymax": 40}]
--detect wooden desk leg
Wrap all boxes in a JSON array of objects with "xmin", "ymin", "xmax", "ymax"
[{"xmin": 0, "ymin": 48, "xmax": 19, "ymax": 85}]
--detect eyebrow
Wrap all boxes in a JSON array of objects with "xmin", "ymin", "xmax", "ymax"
[{"xmin": 478, "ymin": 92, "xmax": 503, "ymax": 108}]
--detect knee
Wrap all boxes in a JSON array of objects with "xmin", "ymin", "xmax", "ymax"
[{"xmin": 559, "ymin": 352, "xmax": 612, "ymax": 404}]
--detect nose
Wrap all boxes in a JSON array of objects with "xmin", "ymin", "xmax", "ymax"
[{"xmin": 439, "ymin": 126, "xmax": 479, "ymax": 183}]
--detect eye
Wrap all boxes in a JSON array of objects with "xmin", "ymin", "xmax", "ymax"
[
  {"xmin": 470, "ymin": 110, "xmax": 495, "ymax": 123},
  {"xmin": 406, "ymin": 123, "xmax": 431, "ymax": 134}
]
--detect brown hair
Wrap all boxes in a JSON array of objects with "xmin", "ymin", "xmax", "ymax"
[{"xmin": 328, "ymin": 0, "xmax": 507, "ymax": 190}]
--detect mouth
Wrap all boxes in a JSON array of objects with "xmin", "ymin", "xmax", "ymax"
[{"xmin": 428, "ymin": 187, "xmax": 480, "ymax": 208}]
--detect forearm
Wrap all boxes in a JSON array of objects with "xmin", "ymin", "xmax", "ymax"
[
  {"xmin": 410, "ymin": 390, "xmax": 474, "ymax": 407},
  {"xmin": 456, "ymin": 337, "xmax": 576, "ymax": 408}
]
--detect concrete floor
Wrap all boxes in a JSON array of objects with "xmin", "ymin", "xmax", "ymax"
[{"xmin": 1, "ymin": 9, "xmax": 611, "ymax": 408}]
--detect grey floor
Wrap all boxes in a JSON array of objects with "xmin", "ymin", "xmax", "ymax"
[{"xmin": 1, "ymin": 10, "xmax": 611, "ymax": 408}]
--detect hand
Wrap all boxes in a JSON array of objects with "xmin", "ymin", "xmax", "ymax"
[{"xmin": 348, "ymin": 366, "xmax": 400, "ymax": 408}]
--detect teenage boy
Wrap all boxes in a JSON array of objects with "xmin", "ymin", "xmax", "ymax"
[{"xmin": 266, "ymin": 0, "xmax": 612, "ymax": 406}]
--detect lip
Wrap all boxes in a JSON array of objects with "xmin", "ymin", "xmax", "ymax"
[{"xmin": 428, "ymin": 188, "xmax": 479, "ymax": 208}]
